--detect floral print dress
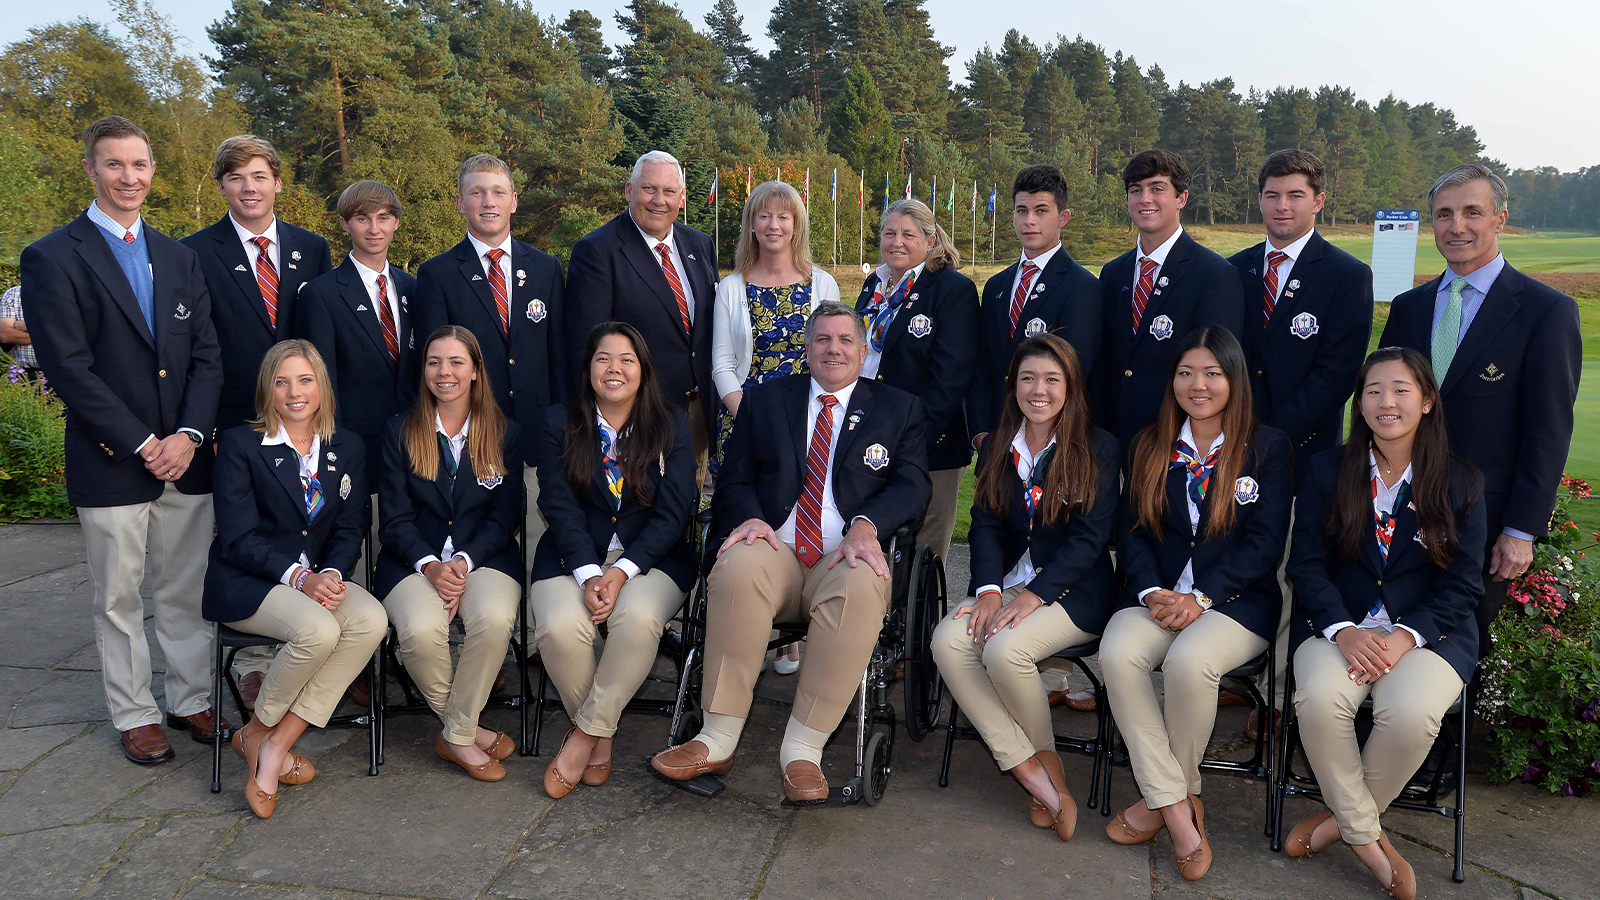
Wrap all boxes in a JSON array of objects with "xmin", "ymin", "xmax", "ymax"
[{"xmin": 712, "ymin": 280, "xmax": 813, "ymax": 475}]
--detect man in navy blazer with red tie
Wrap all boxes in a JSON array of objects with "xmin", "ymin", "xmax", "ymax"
[
  {"xmin": 182, "ymin": 135, "xmax": 332, "ymax": 434},
  {"xmin": 1098, "ymin": 150, "xmax": 1246, "ymax": 449},
  {"xmin": 565, "ymin": 151, "xmax": 718, "ymax": 481},
  {"xmin": 1379, "ymin": 164, "xmax": 1581, "ymax": 645}
]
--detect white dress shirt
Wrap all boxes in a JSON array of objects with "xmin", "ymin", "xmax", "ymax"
[
  {"xmin": 413, "ymin": 414, "xmax": 476, "ymax": 575},
  {"xmin": 631, "ymin": 216, "xmax": 696, "ymax": 322},
  {"xmin": 572, "ymin": 408, "xmax": 645, "ymax": 588},
  {"xmin": 975, "ymin": 427, "xmax": 1057, "ymax": 598},
  {"xmin": 231, "ymin": 213, "xmax": 280, "ymax": 277},
  {"xmin": 1322, "ymin": 453, "xmax": 1428, "ymax": 648},
  {"xmin": 1262, "ymin": 228, "xmax": 1316, "ymax": 302},
  {"xmin": 777, "ymin": 378, "xmax": 863, "ymax": 556},
  {"xmin": 861, "ymin": 262, "xmax": 925, "ymax": 380},
  {"xmin": 1011, "ymin": 242, "xmax": 1062, "ymax": 300},
  {"xmin": 1132, "ymin": 226, "xmax": 1185, "ymax": 295},
  {"xmin": 261, "ymin": 427, "xmax": 339, "ymax": 584},
  {"xmin": 466, "ymin": 231, "xmax": 514, "ymax": 306},
  {"xmin": 1138, "ymin": 419, "xmax": 1222, "ymax": 609},
  {"xmin": 348, "ymin": 255, "xmax": 402, "ymax": 338}
]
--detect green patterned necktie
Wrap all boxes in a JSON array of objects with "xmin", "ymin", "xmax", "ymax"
[
  {"xmin": 1432, "ymin": 276, "xmax": 1467, "ymax": 381},
  {"xmin": 438, "ymin": 432, "xmax": 458, "ymax": 478}
]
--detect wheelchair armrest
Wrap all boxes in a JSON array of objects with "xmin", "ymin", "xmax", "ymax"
[{"xmin": 695, "ymin": 508, "xmax": 714, "ymax": 525}]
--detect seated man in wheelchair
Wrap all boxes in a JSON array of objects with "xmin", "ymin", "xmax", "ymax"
[
  {"xmin": 1283, "ymin": 348, "xmax": 1483, "ymax": 900},
  {"xmin": 651, "ymin": 302, "xmax": 930, "ymax": 803}
]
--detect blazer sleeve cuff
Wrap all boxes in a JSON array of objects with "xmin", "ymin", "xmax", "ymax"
[
  {"xmin": 453, "ymin": 551, "xmax": 474, "ymax": 573},
  {"xmin": 178, "ymin": 427, "xmax": 204, "ymax": 445},
  {"xmin": 136, "ymin": 434, "xmax": 156, "ymax": 457},
  {"xmin": 1394, "ymin": 624, "xmax": 1427, "ymax": 648}
]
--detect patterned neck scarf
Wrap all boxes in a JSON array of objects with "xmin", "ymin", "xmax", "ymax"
[
  {"xmin": 864, "ymin": 270, "xmax": 915, "ymax": 352},
  {"xmin": 1171, "ymin": 438, "xmax": 1222, "ymax": 508},
  {"xmin": 599, "ymin": 418, "xmax": 624, "ymax": 510},
  {"xmin": 1013, "ymin": 443, "xmax": 1057, "ymax": 526},
  {"xmin": 1372, "ymin": 476, "xmax": 1411, "ymax": 567},
  {"xmin": 301, "ymin": 473, "xmax": 324, "ymax": 521}
]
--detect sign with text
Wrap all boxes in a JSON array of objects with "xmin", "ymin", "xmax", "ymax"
[{"xmin": 1372, "ymin": 209, "xmax": 1421, "ymax": 303}]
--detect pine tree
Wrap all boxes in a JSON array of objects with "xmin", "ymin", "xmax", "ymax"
[
  {"xmin": 559, "ymin": 10, "xmax": 611, "ymax": 84},
  {"xmin": 826, "ymin": 60, "xmax": 896, "ymax": 198},
  {"xmin": 1054, "ymin": 37, "xmax": 1118, "ymax": 177},
  {"xmin": 1111, "ymin": 53, "xmax": 1160, "ymax": 163},
  {"xmin": 704, "ymin": 0, "xmax": 758, "ymax": 89},
  {"xmin": 880, "ymin": 0, "xmax": 953, "ymax": 137},
  {"xmin": 762, "ymin": 0, "xmax": 839, "ymax": 119},
  {"xmin": 775, "ymin": 97, "xmax": 830, "ymax": 157}
]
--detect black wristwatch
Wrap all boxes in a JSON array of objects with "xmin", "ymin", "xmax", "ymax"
[{"xmin": 184, "ymin": 431, "xmax": 203, "ymax": 445}]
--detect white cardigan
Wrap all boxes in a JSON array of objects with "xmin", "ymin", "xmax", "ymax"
[{"xmin": 710, "ymin": 268, "xmax": 841, "ymax": 400}]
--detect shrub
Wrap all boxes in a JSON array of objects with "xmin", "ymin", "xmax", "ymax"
[{"xmin": 0, "ymin": 362, "xmax": 71, "ymax": 519}]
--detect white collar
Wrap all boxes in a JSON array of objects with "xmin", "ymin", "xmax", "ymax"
[
  {"xmin": 88, "ymin": 201, "xmax": 142, "ymax": 241},
  {"xmin": 809, "ymin": 377, "xmax": 859, "ymax": 411},
  {"xmin": 1136, "ymin": 226, "xmax": 1184, "ymax": 266},
  {"xmin": 872, "ymin": 261, "xmax": 925, "ymax": 293},
  {"xmin": 261, "ymin": 426, "xmax": 320, "ymax": 461},
  {"xmin": 230, "ymin": 213, "xmax": 279, "ymax": 248},
  {"xmin": 1178, "ymin": 418, "xmax": 1225, "ymax": 457},
  {"xmin": 349, "ymin": 255, "xmax": 390, "ymax": 287},
  {"xmin": 467, "ymin": 231, "xmax": 513, "ymax": 261},
  {"xmin": 1265, "ymin": 228, "xmax": 1315, "ymax": 263},
  {"xmin": 1367, "ymin": 449, "xmax": 1412, "ymax": 493},
  {"xmin": 630, "ymin": 213, "xmax": 676, "ymax": 254},
  {"xmin": 435, "ymin": 412, "xmax": 470, "ymax": 441},
  {"xmin": 1020, "ymin": 242, "xmax": 1062, "ymax": 272},
  {"xmin": 1009, "ymin": 425, "xmax": 1057, "ymax": 467}
]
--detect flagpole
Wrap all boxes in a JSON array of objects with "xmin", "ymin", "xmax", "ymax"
[
  {"xmin": 970, "ymin": 180, "xmax": 976, "ymax": 265},
  {"xmin": 831, "ymin": 168, "xmax": 838, "ymax": 269},
  {"xmin": 713, "ymin": 168, "xmax": 719, "ymax": 268},
  {"xmin": 989, "ymin": 185, "xmax": 996, "ymax": 263},
  {"xmin": 859, "ymin": 170, "xmax": 865, "ymax": 270}
]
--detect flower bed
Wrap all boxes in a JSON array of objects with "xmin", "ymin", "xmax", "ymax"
[{"xmin": 0, "ymin": 360, "xmax": 71, "ymax": 519}]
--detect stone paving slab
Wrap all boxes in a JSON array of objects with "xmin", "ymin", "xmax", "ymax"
[
  {"xmin": 86, "ymin": 813, "xmax": 245, "ymax": 899},
  {"xmin": 0, "ymin": 565, "xmax": 99, "ymax": 669},
  {"xmin": 0, "ymin": 820, "xmax": 144, "ymax": 899},
  {"xmin": 0, "ymin": 722, "xmax": 82, "ymax": 770},
  {"xmin": 0, "ymin": 522, "xmax": 89, "ymax": 587}
]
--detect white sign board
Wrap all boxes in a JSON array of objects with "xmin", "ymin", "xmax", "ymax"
[{"xmin": 1371, "ymin": 209, "xmax": 1421, "ymax": 303}]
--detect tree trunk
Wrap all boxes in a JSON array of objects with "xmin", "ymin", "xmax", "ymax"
[{"xmin": 332, "ymin": 56, "xmax": 349, "ymax": 174}]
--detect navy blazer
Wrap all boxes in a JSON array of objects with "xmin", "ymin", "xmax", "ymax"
[
  {"xmin": 20, "ymin": 212, "xmax": 223, "ymax": 507},
  {"xmin": 1378, "ymin": 263, "xmax": 1581, "ymax": 544},
  {"xmin": 203, "ymin": 425, "xmax": 368, "ymax": 623},
  {"xmin": 531, "ymin": 405, "xmax": 698, "ymax": 591},
  {"xmin": 852, "ymin": 264, "xmax": 979, "ymax": 471},
  {"xmin": 1287, "ymin": 448, "xmax": 1486, "ymax": 682},
  {"xmin": 972, "ymin": 250, "xmax": 1102, "ymax": 440},
  {"xmin": 1229, "ymin": 232, "xmax": 1372, "ymax": 488},
  {"xmin": 967, "ymin": 427, "xmax": 1121, "ymax": 635},
  {"xmin": 715, "ymin": 375, "xmax": 931, "ymax": 552},
  {"xmin": 296, "ymin": 258, "xmax": 420, "ymax": 469},
  {"xmin": 181, "ymin": 215, "xmax": 333, "ymax": 432},
  {"xmin": 565, "ymin": 214, "xmax": 719, "ymax": 432},
  {"xmin": 1117, "ymin": 426, "xmax": 1294, "ymax": 641},
  {"xmin": 413, "ymin": 236, "xmax": 566, "ymax": 440},
  {"xmin": 375, "ymin": 416, "xmax": 524, "ymax": 597},
  {"xmin": 1098, "ymin": 231, "xmax": 1246, "ymax": 448}
]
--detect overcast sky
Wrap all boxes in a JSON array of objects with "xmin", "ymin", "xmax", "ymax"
[{"xmin": 7, "ymin": 0, "xmax": 1593, "ymax": 172}]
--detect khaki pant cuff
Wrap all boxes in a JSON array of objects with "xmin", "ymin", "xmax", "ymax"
[
  {"xmin": 445, "ymin": 728, "xmax": 477, "ymax": 746},
  {"xmin": 1143, "ymin": 789, "xmax": 1188, "ymax": 810},
  {"xmin": 995, "ymin": 745, "xmax": 1037, "ymax": 772},
  {"xmin": 574, "ymin": 715, "xmax": 617, "ymax": 739}
]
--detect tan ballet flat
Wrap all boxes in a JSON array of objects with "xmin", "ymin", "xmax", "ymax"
[
  {"xmin": 435, "ymin": 734, "xmax": 506, "ymax": 782},
  {"xmin": 1175, "ymin": 795, "xmax": 1212, "ymax": 881},
  {"xmin": 1378, "ymin": 832, "xmax": 1417, "ymax": 900},
  {"xmin": 483, "ymin": 731, "xmax": 515, "ymax": 761},
  {"xmin": 1286, "ymin": 809, "xmax": 1335, "ymax": 859}
]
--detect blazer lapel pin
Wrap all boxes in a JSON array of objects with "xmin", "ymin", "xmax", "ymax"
[
  {"xmin": 472, "ymin": 274, "xmax": 483, "ymax": 281},
  {"xmin": 516, "ymin": 268, "xmax": 526, "ymax": 288},
  {"xmin": 847, "ymin": 410, "xmax": 863, "ymax": 431},
  {"xmin": 234, "ymin": 264, "xmax": 248, "ymax": 272},
  {"xmin": 292, "ymin": 250, "xmax": 302, "ymax": 261}
]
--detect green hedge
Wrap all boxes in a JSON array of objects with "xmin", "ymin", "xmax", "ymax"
[{"xmin": 0, "ymin": 359, "xmax": 71, "ymax": 519}]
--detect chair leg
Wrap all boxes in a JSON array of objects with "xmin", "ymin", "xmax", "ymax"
[
  {"xmin": 1271, "ymin": 666, "xmax": 1297, "ymax": 852},
  {"xmin": 366, "ymin": 649, "xmax": 380, "ymax": 776},
  {"xmin": 938, "ymin": 699, "xmax": 959, "ymax": 788},
  {"xmin": 376, "ymin": 636, "xmax": 387, "ymax": 766},
  {"xmin": 530, "ymin": 664, "xmax": 550, "ymax": 757},
  {"xmin": 1264, "ymin": 645, "xmax": 1277, "ymax": 837},
  {"xmin": 1453, "ymin": 689, "xmax": 1468, "ymax": 883},
  {"xmin": 211, "ymin": 627, "xmax": 223, "ymax": 794},
  {"xmin": 519, "ymin": 602, "xmax": 531, "ymax": 756},
  {"xmin": 1087, "ymin": 680, "xmax": 1106, "ymax": 811}
]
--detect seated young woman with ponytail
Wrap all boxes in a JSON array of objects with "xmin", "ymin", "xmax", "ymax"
[{"xmin": 1282, "ymin": 347, "xmax": 1484, "ymax": 900}]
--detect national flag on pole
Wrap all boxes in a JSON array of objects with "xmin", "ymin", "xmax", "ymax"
[
  {"xmin": 706, "ymin": 170, "xmax": 717, "ymax": 206},
  {"xmin": 859, "ymin": 171, "xmax": 864, "ymax": 208},
  {"xmin": 776, "ymin": 163, "xmax": 782, "ymax": 182},
  {"xmin": 903, "ymin": 171, "xmax": 911, "ymax": 200},
  {"xmin": 802, "ymin": 168, "xmax": 810, "ymax": 204},
  {"xmin": 746, "ymin": 167, "xmax": 752, "ymax": 197},
  {"xmin": 946, "ymin": 178, "xmax": 954, "ymax": 212},
  {"xmin": 831, "ymin": 168, "xmax": 837, "ymax": 201},
  {"xmin": 930, "ymin": 174, "xmax": 936, "ymax": 207},
  {"xmin": 970, "ymin": 180, "xmax": 977, "ymax": 211},
  {"xmin": 884, "ymin": 171, "xmax": 891, "ymax": 210},
  {"xmin": 987, "ymin": 186, "xmax": 996, "ymax": 212}
]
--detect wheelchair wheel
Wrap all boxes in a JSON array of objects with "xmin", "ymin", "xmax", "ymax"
[
  {"xmin": 901, "ymin": 547, "xmax": 947, "ymax": 741},
  {"xmin": 672, "ymin": 710, "xmax": 702, "ymax": 747},
  {"xmin": 863, "ymin": 730, "xmax": 891, "ymax": 806}
]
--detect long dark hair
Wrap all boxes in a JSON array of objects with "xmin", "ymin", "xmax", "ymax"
[
  {"xmin": 401, "ymin": 326, "xmax": 507, "ymax": 480},
  {"xmin": 563, "ymin": 322, "xmax": 676, "ymax": 506},
  {"xmin": 974, "ymin": 334, "xmax": 1097, "ymax": 525},
  {"xmin": 1327, "ymin": 347, "xmax": 1475, "ymax": 568},
  {"xmin": 1129, "ymin": 326, "xmax": 1256, "ymax": 537}
]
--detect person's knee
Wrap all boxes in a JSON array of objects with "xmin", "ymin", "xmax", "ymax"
[
  {"xmin": 532, "ymin": 601, "xmax": 595, "ymax": 649},
  {"xmin": 930, "ymin": 615, "xmax": 969, "ymax": 669},
  {"xmin": 980, "ymin": 629, "xmax": 1035, "ymax": 674},
  {"xmin": 1373, "ymin": 696, "xmax": 1446, "ymax": 739},
  {"xmin": 464, "ymin": 597, "xmax": 518, "ymax": 642},
  {"xmin": 293, "ymin": 613, "xmax": 342, "ymax": 660},
  {"xmin": 1162, "ymin": 639, "xmax": 1225, "ymax": 686},
  {"xmin": 605, "ymin": 600, "xmax": 670, "ymax": 644},
  {"xmin": 1294, "ymin": 671, "xmax": 1356, "ymax": 722}
]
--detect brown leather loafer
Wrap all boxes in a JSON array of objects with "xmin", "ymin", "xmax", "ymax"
[
  {"xmin": 650, "ymin": 740, "xmax": 735, "ymax": 780},
  {"xmin": 436, "ymin": 734, "xmax": 506, "ymax": 782},
  {"xmin": 483, "ymin": 731, "xmax": 515, "ymax": 761},
  {"xmin": 1029, "ymin": 750, "xmax": 1069, "ymax": 827},
  {"xmin": 782, "ymin": 760, "xmax": 828, "ymax": 803},
  {"xmin": 1048, "ymin": 689, "xmax": 1099, "ymax": 712},
  {"xmin": 1244, "ymin": 708, "xmax": 1283, "ymax": 742},
  {"xmin": 1028, "ymin": 798, "xmax": 1052, "ymax": 828},
  {"xmin": 238, "ymin": 672, "xmax": 264, "ymax": 710},
  {"xmin": 345, "ymin": 680, "xmax": 372, "ymax": 709},
  {"xmin": 1217, "ymin": 690, "xmax": 1250, "ymax": 708},
  {"xmin": 166, "ymin": 707, "xmax": 232, "ymax": 744},
  {"xmin": 121, "ymin": 724, "xmax": 175, "ymax": 765}
]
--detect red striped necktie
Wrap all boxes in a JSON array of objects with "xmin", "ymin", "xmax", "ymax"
[
  {"xmin": 376, "ymin": 273, "xmax": 399, "ymax": 368},
  {"xmin": 251, "ymin": 236, "xmax": 278, "ymax": 328},
  {"xmin": 794, "ymin": 394, "xmax": 838, "ymax": 567},
  {"xmin": 1262, "ymin": 250, "xmax": 1288, "ymax": 327},
  {"xmin": 485, "ymin": 248, "xmax": 509, "ymax": 336},
  {"xmin": 1132, "ymin": 257, "xmax": 1158, "ymax": 334},
  {"xmin": 656, "ymin": 242, "xmax": 693, "ymax": 336},
  {"xmin": 1010, "ymin": 261, "xmax": 1038, "ymax": 337}
]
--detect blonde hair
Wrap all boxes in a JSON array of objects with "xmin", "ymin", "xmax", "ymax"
[
  {"xmin": 402, "ymin": 326, "xmax": 508, "ymax": 480},
  {"xmin": 883, "ymin": 198, "xmax": 961, "ymax": 271},
  {"xmin": 212, "ymin": 135, "xmax": 282, "ymax": 182},
  {"xmin": 734, "ymin": 181, "xmax": 814, "ymax": 276},
  {"xmin": 252, "ymin": 340, "xmax": 337, "ymax": 440},
  {"xmin": 456, "ymin": 154, "xmax": 514, "ymax": 194},
  {"xmin": 337, "ymin": 180, "xmax": 401, "ymax": 220}
]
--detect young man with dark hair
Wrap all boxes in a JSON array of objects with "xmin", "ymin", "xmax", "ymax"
[
  {"xmin": 1228, "ymin": 148, "xmax": 1373, "ymax": 739},
  {"xmin": 1098, "ymin": 150, "xmax": 1245, "ymax": 448},
  {"xmin": 183, "ymin": 135, "xmax": 333, "ymax": 434},
  {"xmin": 970, "ymin": 164, "xmax": 1101, "ymax": 450},
  {"xmin": 21, "ymin": 115, "xmax": 228, "ymax": 763}
]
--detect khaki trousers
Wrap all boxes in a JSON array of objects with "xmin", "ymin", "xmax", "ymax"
[
  {"xmin": 1293, "ymin": 637, "xmax": 1464, "ymax": 845},
  {"xmin": 1101, "ymin": 605, "xmax": 1268, "ymax": 809},
  {"xmin": 919, "ymin": 466, "xmax": 966, "ymax": 562},
  {"xmin": 385, "ymin": 569, "xmax": 521, "ymax": 745},
  {"xmin": 226, "ymin": 583, "xmax": 386, "ymax": 728},
  {"xmin": 932, "ymin": 587, "xmax": 1097, "ymax": 770},
  {"xmin": 530, "ymin": 550, "xmax": 687, "ymax": 737},
  {"xmin": 523, "ymin": 466, "xmax": 547, "ymax": 588},
  {"xmin": 79, "ymin": 484, "xmax": 215, "ymax": 730},
  {"xmin": 703, "ymin": 540, "xmax": 890, "ymax": 732}
]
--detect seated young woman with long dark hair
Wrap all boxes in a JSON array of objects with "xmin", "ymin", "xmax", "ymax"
[
  {"xmin": 1099, "ymin": 325, "xmax": 1292, "ymax": 881},
  {"xmin": 377, "ymin": 325, "xmax": 523, "ymax": 782},
  {"xmin": 205, "ymin": 340, "xmax": 387, "ymax": 819},
  {"xmin": 530, "ymin": 321, "xmax": 697, "ymax": 799},
  {"xmin": 931, "ymin": 334, "xmax": 1119, "ymax": 842},
  {"xmin": 1282, "ymin": 347, "xmax": 1484, "ymax": 900}
]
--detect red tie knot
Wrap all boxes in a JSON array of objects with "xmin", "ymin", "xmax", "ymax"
[
  {"xmin": 252, "ymin": 236, "xmax": 271, "ymax": 252},
  {"xmin": 123, "ymin": 230, "xmax": 136, "ymax": 244},
  {"xmin": 1268, "ymin": 250, "xmax": 1288, "ymax": 267},
  {"xmin": 656, "ymin": 243, "xmax": 672, "ymax": 263},
  {"xmin": 376, "ymin": 273, "xmax": 387, "ymax": 295},
  {"xmin": 486, "ymin": 248, "xmax": 505, "ymax": 264},
  {"xmin": 1021, "ymin": 260, "xmax": 1038, "ymax": 277},
  {"xmin": 818, "ymin": 394, "xmax": 837, "ymax": 411},
  {"xmin": 1139, "ymin": 257, "xmax": 1158, "ymax": 278}
]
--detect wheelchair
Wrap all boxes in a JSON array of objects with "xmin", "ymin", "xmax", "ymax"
[{"xmin": 654, "ymin": 513, "xmax": 948, "ymax": 807}]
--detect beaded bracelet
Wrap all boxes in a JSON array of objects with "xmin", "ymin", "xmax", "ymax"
[{"xmin": 293, "ymin": 567, "xmax": 311, "ymax": 592}]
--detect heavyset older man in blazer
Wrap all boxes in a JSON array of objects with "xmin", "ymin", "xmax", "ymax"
[
  {"xmin": 652, "ymin": 303, "xmax": 930, "ymax": 803},
  {"xmin": 21, "ymin": 116, "xmax": 227, "ymax": 764}
]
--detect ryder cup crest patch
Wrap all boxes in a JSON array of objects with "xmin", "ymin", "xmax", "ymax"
[
  {"xmin": 526, "ymin": 299, "xmax": 546, "ymax": 322},
  {"xmin": 1024, "ymin": 317, "xmax": 1047, "ymax": 337},
  {"xmin": 863, "ymin": 443, "xmax": 890, "ymax": 471},
  {"xmin": 1290, "ymin": 312, "xmax": 1320, "ymax": 339},
  {"xmin": 339, "ymin": 473, "xmax": 352, "ymax": 500},
  {"xmin": 907, "ymin": 314, "xmax": 932, "ymax": 338},
  {"xmin": 477, "ymin": 473, "xmax": 504, "ymax": 490},
  {"xmin": 1149, "ymin": 314, "xmax": 1174, "ymax": 340},
  {"xmin": 1234, "ymin": 476, "xmax": 1259, "ymax": 505}
]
